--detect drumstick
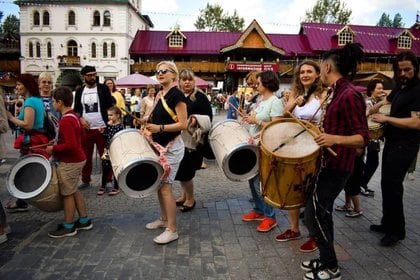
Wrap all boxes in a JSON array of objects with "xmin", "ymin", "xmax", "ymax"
[
  {"xmin": 120, "ymin": 107, "xmax": 145, "ymax": 124},
  {"xmin": 27, "ymin": 142, "xmax": 53, "ymax": 150},
  {"xmin": 286, "ymin": 110, "xmax": 337, "ymax": 157},
  {"xmin": 228, "ymin": 101, "xmax": 246, "ymax": 118}
]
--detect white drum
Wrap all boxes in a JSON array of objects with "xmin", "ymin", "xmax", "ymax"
[
  {"xmin": 109, "ymin": 129, "xmax": 164, "ymax": 198},
  {"xmin": 208, "ymin": 120, "xmax": 259, "ymax": 181},
  {"xmin": 7, "ymin": 154, "xmax": 63, "ymax": 212},
  {"xmin": 379, "ymin": 104, "xmax": 391, "ymax": 116}
]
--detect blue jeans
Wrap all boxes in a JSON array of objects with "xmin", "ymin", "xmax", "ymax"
[
  {"xmin": 305, "ymin": 168, "xmax": 350, "ymax": 269},
  {"xmin": 249, "ymin": 175, "xmax": 276, "ymax": 219}
]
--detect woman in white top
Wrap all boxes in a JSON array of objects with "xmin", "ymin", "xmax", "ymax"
[{"xmin": 277, "ymin": 60, "xmax": 327, "ymax": 253}]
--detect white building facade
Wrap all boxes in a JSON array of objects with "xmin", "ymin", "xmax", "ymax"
[{"xmin": 16, "ymin": 0, "xmax": 152, "ymax": 87}]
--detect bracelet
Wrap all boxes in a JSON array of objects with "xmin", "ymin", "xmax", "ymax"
[{"xmin": 160, "ymin": 124, "xmax": 164, "ymax": 132}]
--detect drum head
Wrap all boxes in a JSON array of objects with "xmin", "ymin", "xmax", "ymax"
[
  {"xmin": 368, "ymin": 118, "xmax": 381, "ymax": 129},
  {"xmin": 261, "ymin": 121, "xmax": 319, "ymax": 158},
  {"xmin": 117, "ymin": 157, "xmax": 164, "ymax": 198},
  {"xmin": 379, "ymin": 104, "xmax": 391, "ymax": 116},
  {"xmin": 7, "ymin": 154, "xmax": 52, "ymax": 200}
]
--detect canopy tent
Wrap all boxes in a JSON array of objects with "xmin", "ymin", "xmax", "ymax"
[
  {"xmin": 115, "ymin": 73, "xmax": 159, "ymax": 88},
  {"xmin": 149, "ymin": 75, "xmax": 211, "ymax": 89}
]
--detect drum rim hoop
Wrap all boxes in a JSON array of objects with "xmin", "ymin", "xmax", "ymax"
[{"xmin": 6, "ymin": 154, "xmax": 52, "ymax": 199}]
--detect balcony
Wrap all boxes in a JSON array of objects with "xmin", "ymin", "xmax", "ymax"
[{"xmin": 57, "ymin": 55, "xmax": 81, "ymax": 69}]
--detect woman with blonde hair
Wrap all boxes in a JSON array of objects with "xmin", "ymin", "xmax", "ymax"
[
  {"xmin": 140, "ymin": 84, "xmax": 156, "ymax": 120},
  {"xmin": 144, "ymin": 61, "xmax": 188, "ymax": 244}
]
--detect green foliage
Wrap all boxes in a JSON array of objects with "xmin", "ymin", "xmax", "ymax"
[
  {"xmin": 1, "ymin": 14, "xmax": 20, "ymax": 39},
  {"xmin": 304, "ymin": 0, "xmax": 352, "ymax": 24},
  {"xmin": 194, "ymin": 3, "xmax": 244, "ymax": 32},
  {"xmin": 377, "ymin": 12, "xmax": 404, "ymax": 27}
]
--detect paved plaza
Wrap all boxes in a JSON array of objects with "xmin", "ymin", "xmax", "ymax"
[{"xmin": 0, "ymin": 112, "xmax": 419, "ymax": 279}]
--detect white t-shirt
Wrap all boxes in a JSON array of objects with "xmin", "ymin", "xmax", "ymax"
[
  {"xmin": 81, "ymin": 86, "xmax": 106, "ymax": 129},
  {"xmin": 292, "ymin": 97, "xmax": 321, "ymax": 124}
]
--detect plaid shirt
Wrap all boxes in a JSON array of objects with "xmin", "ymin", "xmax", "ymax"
[{"xmin": 323, "ymin": 78, "xmax": 369, "ymax": 173}]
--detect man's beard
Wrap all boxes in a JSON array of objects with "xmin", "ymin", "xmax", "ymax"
[
  {"xmin": 397, "ymin": 77, "xmax": 409, "ymax": 86},
  {"xmin": 85, "ymin": 79, "xmax": 96, "ymax": 86}
]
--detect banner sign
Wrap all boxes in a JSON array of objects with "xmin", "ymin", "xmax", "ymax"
[{"xmin": 226, "ymin": 62, "xmax": 280, "ymax": 72}]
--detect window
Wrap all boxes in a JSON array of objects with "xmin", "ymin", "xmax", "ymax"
[
  {"xmin": 104, "ymin": 11, "xmax": 111, "ymax": 26},
  {"xmin": 29, "ymin": 42, "xmax": 34, "ymax": 57},
  {"xmin": 397, "ymin": 32, "xmax": 412, "ymax": 49},
  {"xmin": 67, "ymin": 40, "xmax": 78, "ymax": 56},
  {"xmin": 111, "ymin": 42, "xmax": 116, "ymax": 57},
  {"xmin": 36, "ymin": 42, "xmax": 41, "ymax": 57},
  {"xmin": 93, "ymin": 11, "xmax": 100, "ymax": 26},
  {"xmin": 337, "ymin": 27, "xmax": 354, "ymax": 46},
  {"xmin": 43, "ymin": 11, "xmax": 50, "ymax": 25},
  {"xmin": 68, "ymin": 11, "xmax": 75, "ymax": 25},
  {"xmin": 47, "ymin": 42, "xmax": 52, "ymax": 57},
  {"xmin": 169, "ymin": 34, "xmax": 183, "ymax": 47},
  {"xmin": 34, "ymin": 11, "xmax": 40, "ymax": 26},
  {"xmin": 103, "ymin": 42, "xmax": 108, "ymax": 57},
  {"xmin": 91, "ymin": 42, "xmax": 97, "ymax": 58}
]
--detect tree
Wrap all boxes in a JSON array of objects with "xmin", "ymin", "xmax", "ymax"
[
  {"xmin": 377, "ymin": 12, "xmax": 404, "ymax": 27},
  {"xmin": 194, "ymin": 3, "xmax": 244, "ymax": 32},
  {"xmin": 1, "ymin": 14, "xmax": 19, "ymax": 40},
  {"xmin": 304, "ymin": 0, "xmax": 352, "ymax": 24}
]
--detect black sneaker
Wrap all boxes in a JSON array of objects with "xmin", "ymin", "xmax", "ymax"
[
  {"xmin": 48, "ymin": 224, "xmax": 77, "ymax": 238},
  {"xmin": 78, "ymin": 183, "xmax": 91, "ymax": 189},
  {"xmin": 301, "ymin": 258, "xmax": 323, "ymax": 272},
  {"xmin": 380, "ymin": 234, "xmax": 403, "ymax": 247},
  {"xmin": 74, "ymin": 219, "xmax": 93, "ymax": 231},
  {"xmin": 304, "ymin": 267, "xmax": 341, "ymax": 280}
]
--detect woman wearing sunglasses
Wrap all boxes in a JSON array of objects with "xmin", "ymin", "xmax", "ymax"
[{"xmin": 144, "ymin": 61, "xmax": 188, "ymax": 244}]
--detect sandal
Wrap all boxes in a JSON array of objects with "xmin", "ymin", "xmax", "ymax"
[
  {"xmin": 180, "ymin": 201, "xmax": 196, "ymax": 212},
  {"xmin": 346, "ymin": 210, "xmax": 363, "ymax": 218},
  {"xmin": 335, "ymin": 205, "xmax": 352, "ymax": 212},
  {"xmin": 5, "ymin": 202, "xmax": 28, "ymax": 212}
]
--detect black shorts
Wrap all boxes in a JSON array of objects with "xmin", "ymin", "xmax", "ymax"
[{"xmin": 175, "ymin": 148, "xmax": 203, "ymax": 181}]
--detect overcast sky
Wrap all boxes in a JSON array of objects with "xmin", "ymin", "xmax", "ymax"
[{"xmin": 1, "ymin": 0, "xmax": 418, "ymax": 33}]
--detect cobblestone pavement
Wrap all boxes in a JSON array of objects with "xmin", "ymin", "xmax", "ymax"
[{"xmin": 0, "ymin": 112, "xmax": 419, "ymax": 279}]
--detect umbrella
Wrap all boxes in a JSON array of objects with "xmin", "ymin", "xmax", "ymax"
[
  {"xmin": 115, "ymin": 73, "xmax": 159, "ymax": 88},
  {"xmin": 149, "ymin": 75, "xmax": 210, "ymax": 89}
]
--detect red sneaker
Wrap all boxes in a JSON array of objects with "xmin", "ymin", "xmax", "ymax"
[
  {"xmin": 242, "ymin": 211, "xmax": 265, "ymax": 221},
  {"xmin": 299, "ymin": 237, "xmax": 318, "ymax": 253},
  {"xmin": 275, "ymin": 229, "xmax": 302, "ymax": 242},
  {"xmin": 257, "ymin": 218, "xmax": 277, "ymax": 232}
]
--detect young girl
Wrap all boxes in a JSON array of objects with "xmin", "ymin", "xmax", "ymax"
[{"xmin": 97, "ymin": 106, "xmax": 125, "ymax": 196}]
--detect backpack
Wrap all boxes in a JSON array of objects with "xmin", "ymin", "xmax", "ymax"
[{"xmin": 43, "ymin": 111, "xmax": 58, "ymax": 140}]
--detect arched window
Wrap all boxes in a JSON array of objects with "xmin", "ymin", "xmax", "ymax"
[
  {"xmin": 29, "ymin": 42, "xmax": 34, "ymax": 57},
  {"xmin": 67, "ymin": 40, "xmax": 78, "ymax": 56},
  {"xmin": 47, "ymin": 42, "xmax": 52, "ymax": 57},
  {"xmin": 103, "ymin": 11, "xmax": 111, "ymax": 26},
  {"xmin": 93, "ymin": 11, "xmax": 100, "ymax": 26},
  {"xmin": 103, "ymin": 42, "xmax": 108, "ymax": 58},
  {"xmin": 111, "ymin": 42, "xmax": 116, "ymax": 57},
  {"xmin": 36, "ymin": 42, "xmax": 41, "ymax": 57},
  {"xmin": 43, "ymin": 11, "xmax": 50, "ymax": 25},
  {"xmin": 91, "ymin": 42, "xmax": 97, "ymax": 58},
  {"xmin": 33, "ymin": 11, "xmax": 40, "ymax": 26},
  {"xmin": 68, "ymin": 11, "xmax": 76, "ymax": 25}
]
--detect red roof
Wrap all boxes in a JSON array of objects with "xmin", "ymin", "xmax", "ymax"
[
  {"xmin": 129, "ymin": 22, "xmax": 420, "ymax": 57},
  {"xmin": 300, "ymin": 22, "xmax": 420, "ymax": 55}
]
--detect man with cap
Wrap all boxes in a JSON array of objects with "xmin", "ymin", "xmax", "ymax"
[{"xmin": 74, "ymin": 65, "xmax": 115, "ymax": 189}]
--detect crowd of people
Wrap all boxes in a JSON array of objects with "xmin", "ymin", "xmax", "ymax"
[{"xmin": 0, "ymin": 46, "xmax": 419, "ymax": 280}]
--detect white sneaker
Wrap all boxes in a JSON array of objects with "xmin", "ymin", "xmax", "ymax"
[
  {"xmin": 153, "ymin": 228, "xmax": 178, "ymax": 244},
  {"xmin": 145, "ymin": 218, "xmax": 167, "ymax": 230},
  {"xmin": 407, "ymin": 173, "xmax": 415, "ymax": 181},
  {"xmin": 0, "ymin": 233, "xmax": 7, "ymax": 244}
]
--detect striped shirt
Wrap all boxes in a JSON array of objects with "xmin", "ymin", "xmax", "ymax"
[{"xmin": 323, "ymin": 78, "xmax": 369, "ymax": 173}]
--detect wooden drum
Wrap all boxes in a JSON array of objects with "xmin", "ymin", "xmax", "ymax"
[{"xmin": 259, "ymin": 119, "xmax": 320, "ymax": 209}]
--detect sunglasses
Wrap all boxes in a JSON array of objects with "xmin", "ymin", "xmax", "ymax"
[{"xmin": 155, "ymin": 69, "xmax": 173, "ymax": 75}]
